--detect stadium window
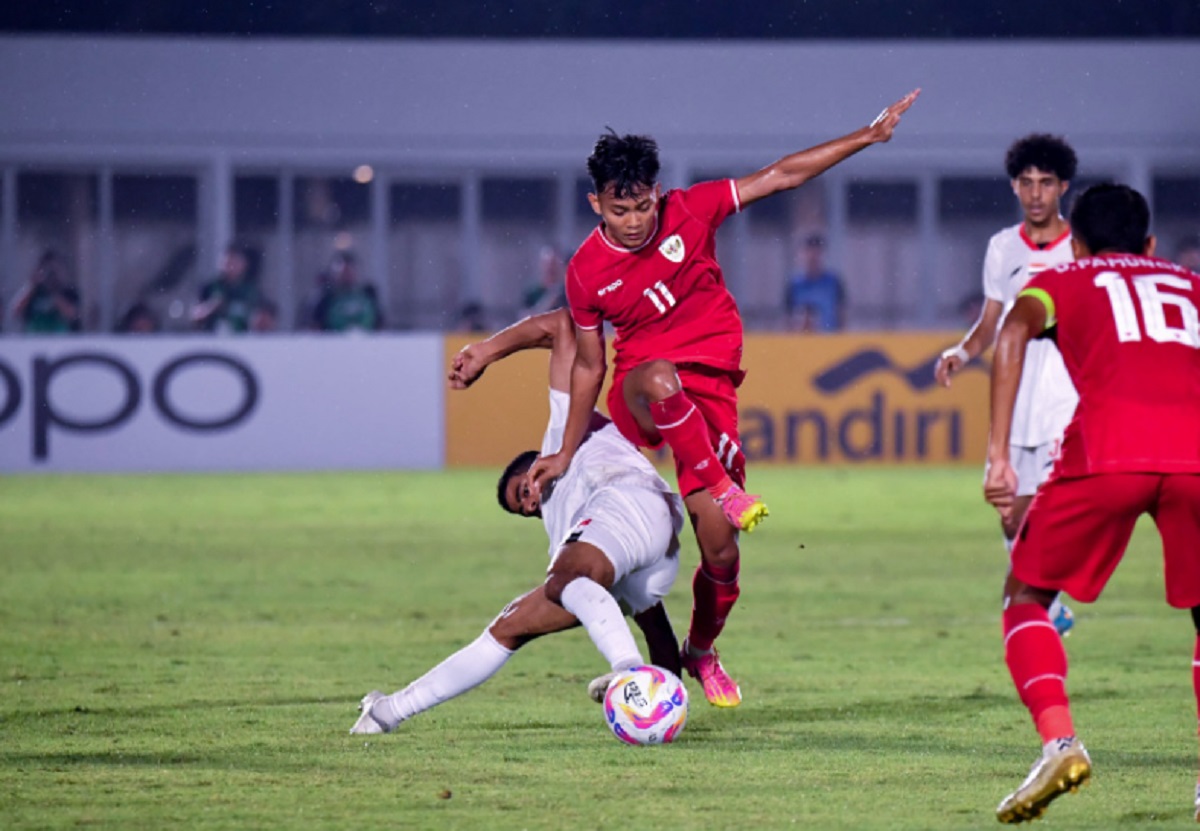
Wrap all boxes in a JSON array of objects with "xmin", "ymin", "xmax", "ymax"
[
  {"xmin": 847, "ymin": 181, "xmax": 918, "ymax": 223},
  {"xmin": 18, "ymin": 172, "xmax": 99, "ymax": 223},
  {"xmin": 1153, "ymin": 175, "xmax": 1200, "ymax": 219},
  {"xmin": 235, "ymin": 175, "xmax": 280, "ymax": 231},
  {"xmin": 390, "ymin": 182, "xmax": 461, "ymax": 223},
  {"xmin": 574, "ymin": 177, "xmax": 595, "ymax": 221},
  {"xmin": 481, "ymin": 177, "xmax": 554, "ymax": 222},
  {"xmin": 938, "ymin": 177, "xmax": 1013, "ymax": 222},
  {"xmin": 113, "ymin": 174, "xmax": 197, "ymax": 222},
  {"xmin": 293, "ymin": 175, "xmax": 370, "ymax": 229}
]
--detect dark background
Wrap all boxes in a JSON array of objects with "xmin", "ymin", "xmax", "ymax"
[{"xmin": 3, "ymin": 0, "xmax": 1199, "ymax": 39}]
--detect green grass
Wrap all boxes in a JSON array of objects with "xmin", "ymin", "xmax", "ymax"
[{"xmin": 0, "ymin": 468, "xmax": 1194, "ymax": 829}]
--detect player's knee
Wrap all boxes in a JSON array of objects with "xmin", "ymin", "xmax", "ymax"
[
  {"xmin": 701, "ymin": 539, "xmax": 739, "ymax": 570},
  {"xmin": 486, "ymin": 620, "xmax": 526, "ymax": 651},
  {"xmin": 1190, "ymin": 605, "xmax": 1200, "ymax": 634},
  {"xmin": 636, "ymin": 360, "xmax": 681, "ymax": 400},
  {"xmin": 544, "ymin": 570, "xmax": 578, "ymax": 606}
]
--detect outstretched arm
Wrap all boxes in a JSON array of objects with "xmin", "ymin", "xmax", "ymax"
[
  {"xmin": 528, "ymin": 324, "xmax": 606, "ymax": 493},
  {"xmin": 736, "ymin": 89, "xmax": 920, "ymax": 209},
  {"xmin": 448, "ymin": 307, "xmax": 576, "ymax": 391},
  {"xmin": 984, "ymin": 294, "xmax": 1047, "ymax": 518}
]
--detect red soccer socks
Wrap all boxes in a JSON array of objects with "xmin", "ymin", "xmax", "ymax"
[
  {"xmin": 1003, "ymin": 603, "xmax": 1075, "ymax": 743},
  {"xmin": 649, "ymin": 390, "xmax": 732, "ymax": 499},
  {"xmin": 687, "ymin": 560, "xmax": 740, "ymax": 653}
]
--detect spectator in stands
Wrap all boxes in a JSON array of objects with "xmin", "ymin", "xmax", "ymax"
[
  {"xmin": 191, "ymin": 243, "xmax": 268, "ymax": 334},
  {"xmin": 11, "ymin": 249, "xmax": 82, "ymax": 334},
  {"xmin": 520, "ymin": 245, "xmax": 568, "ymax": 316},
  {"xmin": 1176, "ymin": 233, "xmax": 1200, "ymax": 273},
  {"xmin": 251, "ymin": 299, "xmax": 279, "ymax": 333},
  {"xmin": 785, "ymin": 233, "xmax": 846, "ymax": 332},
  {"xmin": 455, "ymin": 301, "xmax": 487, "ymax": 333},
  {"xmin": 310, "ymin": 251, "xmax": 383, "ymax": 332},
  {"xmin": 117, "ymin": 301, "xmax": 161, "ymax": 334}
]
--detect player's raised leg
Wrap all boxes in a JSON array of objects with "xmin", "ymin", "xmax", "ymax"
[{"xmin": 622, "ymin": 361, "xmax": 767, "ymax": 533}]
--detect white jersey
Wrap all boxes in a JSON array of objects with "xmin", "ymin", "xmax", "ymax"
[
  {"xmin": 981, "ymin": 223, "xmax": 1078, "ymax": 447},
  {"xmin": 539, "ymin": 389, "xmax": 676, "ymax": 558}
]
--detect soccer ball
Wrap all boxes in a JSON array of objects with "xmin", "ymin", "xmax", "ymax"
[{"xmin": 603, "ymin": 665, "xmax": 688, "ymax": 745}]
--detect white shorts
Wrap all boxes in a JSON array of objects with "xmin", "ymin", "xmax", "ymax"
[
  {"xmin": 549, "ymin": 486, "xmax": 684, "ymax": 615},
  {"xmin": 985, "ymin": 439, "xmax": 1061, "ymax": 498}
]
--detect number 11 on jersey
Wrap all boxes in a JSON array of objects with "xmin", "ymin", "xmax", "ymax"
[{"xmin": 643, "ymin": 281, "xmax": 677, "ymax": 314}]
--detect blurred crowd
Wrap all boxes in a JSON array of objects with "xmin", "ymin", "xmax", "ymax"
[{"xmin": 6, "ymin": 232, "xmax": 1200, "ymax": 336}]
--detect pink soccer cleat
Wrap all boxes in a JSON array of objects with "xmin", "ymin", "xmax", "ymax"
[
  {"xmin": 681, "ymin": 640, "xmax": 742, "ymax": 708},
  {"xmin": 716, "ymin": 485, "xmax": 769, "ymax": 533}
]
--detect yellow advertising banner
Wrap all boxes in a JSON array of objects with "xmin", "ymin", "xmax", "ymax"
[{"xmin": 445, "ymin": 333, "xmax": 991, "ymax": 467}]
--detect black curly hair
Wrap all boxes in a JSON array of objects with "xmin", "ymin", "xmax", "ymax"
[
  {"xmin": 1005, "ymin": 134, "xmax": 1078, "ymax": 181},
  {"xmin": 587, "ymin": 129, "xmax": 661, "ymax": 199}
]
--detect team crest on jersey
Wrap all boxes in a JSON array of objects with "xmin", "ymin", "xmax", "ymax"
[{"xmin": 658, "ymin": 234, "xmax": 685, "ymax": 263}]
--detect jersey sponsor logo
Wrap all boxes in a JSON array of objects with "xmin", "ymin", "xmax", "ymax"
[
  {"xmin": 658, "ymin": 234, "xmax": 685, "ymax": 264},
  {"xmin": 598, "ymin": 279, "xmax": 624, "ymax": 296}
]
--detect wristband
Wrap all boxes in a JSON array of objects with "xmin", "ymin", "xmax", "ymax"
[{"xmin": 941, "ymin": 345, "xmax": 969, "ymax": 365}]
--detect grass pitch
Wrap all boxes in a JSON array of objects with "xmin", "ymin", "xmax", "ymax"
[{"xmin": 1, "ymin": 468, "xmax": 1194, "ymax": 829}]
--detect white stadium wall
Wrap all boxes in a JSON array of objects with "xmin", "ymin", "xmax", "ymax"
[{"xmin": 0, "ymin": 335, "xmax": 444, "ymax": 472}]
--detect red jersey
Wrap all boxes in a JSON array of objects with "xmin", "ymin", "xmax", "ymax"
[
  {"xmin": 566, "ymin": 180, "xmax": 744, "ymax": 374},
  {"xmin": 1021, "ymin": 254, "xmax": 1200, "ymax": 476}
]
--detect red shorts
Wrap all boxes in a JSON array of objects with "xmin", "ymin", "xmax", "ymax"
[
  {"xmin": 607, "ymin": 363, "xmax": 746, "ymax": 498},
  {"xmin": 1011, "ymin": 473, "xmax": 1200, "ymax": 608}
]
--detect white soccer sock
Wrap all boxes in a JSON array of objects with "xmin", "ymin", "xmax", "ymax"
[
  {"xmin": 371, "ymin": 631, "xmax": 513, "ymax": 729},
  {"xmin": 560, "ymin": 577, "xmax": 643, "ymax": 672}
]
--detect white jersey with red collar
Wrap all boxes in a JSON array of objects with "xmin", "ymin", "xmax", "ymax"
[
  {"xmin": 538, "ymin": 389, "xmax": 677, "ymax": 560},
  {"xmin": 982, "ymin": 223, "xmax": 1078, "ymax": 447}
]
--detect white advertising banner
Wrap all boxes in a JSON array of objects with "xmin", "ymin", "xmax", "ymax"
[{"xmin": 0, "ymin": 335, "xmax": 444, "ymax": 472}]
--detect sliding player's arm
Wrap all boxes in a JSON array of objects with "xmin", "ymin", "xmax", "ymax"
[
  {"xmin": 448, "ymin": 307, "xmax": 574, "ymax": 390},
  {"xmin": 528, "ymin": 323, "xmax": 607, "ymax": 492},
  {"xmin": 735, "ymin": 88, "xmax": 920, "ymax": 208}
]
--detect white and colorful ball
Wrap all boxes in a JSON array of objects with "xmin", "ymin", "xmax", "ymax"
[{"xmin": 603, "ymin": 665, "xmax": 688, "ymax": 746}]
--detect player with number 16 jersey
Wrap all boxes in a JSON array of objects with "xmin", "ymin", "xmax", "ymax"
[
  {"xmin": 984, "ymin": 184, "xmax": 1200, "ymax": 825},
  {"xmin": 1025, "ymin": 253, "xmax": 1200, "ymax": 477}
]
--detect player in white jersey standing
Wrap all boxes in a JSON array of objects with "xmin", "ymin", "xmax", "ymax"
[
  {"xmin": 935, "ymin": 134, "xmax": 1079, "ymax": 636},
  {"xmin": 351, "ymin": 308, "xmax": 685, "ymax": 734}
]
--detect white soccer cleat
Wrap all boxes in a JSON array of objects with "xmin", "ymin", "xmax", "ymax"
[
  {"xmin": 349, "ymin": 690, "xmax": 388, "ymax": 735},
  {"xmin": 587, "ymin": 671, "xmax": 618, "ymax": 704},
  {"xmin": 1193, "ymin": 782, "xmax": 1200, "ymax": 823}
]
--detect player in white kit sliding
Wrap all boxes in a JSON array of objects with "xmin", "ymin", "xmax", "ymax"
[
  {"xmin": 350, "ymin": 308, "xmax": 685, "ymax": 734},
  {"xmin": 935, "ymin": 134, "xmax": 1079, "ymax": 636}
]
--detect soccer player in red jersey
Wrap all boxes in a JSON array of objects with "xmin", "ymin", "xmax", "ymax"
[
  {"xmin": 983, "ymin": 183, "xmax": 1200, "ymax": 823},
  {"xmin": 529, "ymin": 88, "xmax": 921, "ymax": 707}
]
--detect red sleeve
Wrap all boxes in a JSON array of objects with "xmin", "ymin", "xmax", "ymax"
[
  {"xmin": 677, "ymin": 179, "xmax": 740, "ymax": 229},
  {"xmin": 565, "ymin": 260, "xmax": 602, "ymax": 330}
]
